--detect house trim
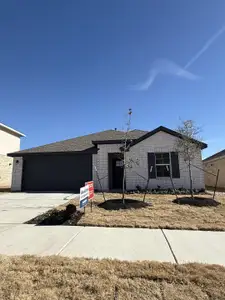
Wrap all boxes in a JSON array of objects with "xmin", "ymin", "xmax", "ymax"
[
  {"xmin": 129, "ymin": 126, "xmax": 207, "ymax": 150},
  {"xmin": 0, "ymin": 123, "xmax": 25, "ymax": 138},
  {"xmin": 8, "ymin": 148, "xmax": 98, "ymax": 157}
]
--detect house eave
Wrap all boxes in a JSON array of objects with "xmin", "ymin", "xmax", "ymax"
[
  {"xmin": 0, "ymin": 123, "xmax": 25, "ymax": 138},
  {"xmin": 8, "ymin": 148, "xmax": 98, "ymax": 157}
]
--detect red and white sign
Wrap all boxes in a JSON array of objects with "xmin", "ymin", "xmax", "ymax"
[{"xmin": 85, "ymin": 181, "xmax": 94, "ymax": 200}]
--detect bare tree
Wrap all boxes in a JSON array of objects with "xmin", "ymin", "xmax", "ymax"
[
  {"xmin": 176, "ymin": 120, "xmax": 202, "ymax": 200},
  {"xmin": 121, "ymin": 108, "xmax": 132, "ymax": 205}
]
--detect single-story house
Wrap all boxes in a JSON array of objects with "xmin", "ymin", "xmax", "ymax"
[
  {"xmin": 0, "ymin": 123, "xmax": 25, "ymax": 190},
  {"xmin": 203, "ymin": 149, "xmax": 225, "ymax": 189},
  {"xmin": 8, "ymin": 126, "xmax": 207, "ymax": 192}
]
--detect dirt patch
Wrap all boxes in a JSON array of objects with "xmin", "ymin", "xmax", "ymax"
[
  {"xmin": 0, "ymin": 256, "xmax": 225, "ymax": 300},
  {"xmin": 173, "ymin": 196, "xmax": 221, "ymax": 207},
  {"xmin": 98, "ymin": 198, "xmax": 151, "ymax": 210}
]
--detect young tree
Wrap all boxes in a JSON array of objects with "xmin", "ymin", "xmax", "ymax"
[
  {"xmin": 176, "ymin": 120, "xmax": 202, "ymax": 200},
  {"xmin": 121, "ymin": 108, "xmax": 132, "ymax": 205}
]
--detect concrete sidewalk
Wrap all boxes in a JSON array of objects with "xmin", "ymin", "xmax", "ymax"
[
  {"xmin": 163, "ymin": 229, "xmax": 225, "ymax": 265},
  {"xmin": 60, "ymin": 227, "xmax": 174, "ymax": 262},
  {"xmin": 0, "ymin": 225, "xmax": 224, "ymax": 265}
]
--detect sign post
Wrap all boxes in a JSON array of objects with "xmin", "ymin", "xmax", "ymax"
[
  {"xmin": 85, "ymin": 181, "xmax": 94, "ymax": 212},
  {"xmin": 80, "ymin": 185, "xmax": 89, "ymax": 213}
]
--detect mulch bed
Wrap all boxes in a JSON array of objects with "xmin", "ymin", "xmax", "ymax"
[
  {"xmin": 98, "ymin": 198, "xmax": 152, "ymax": 210},
  {"xmin": 173, "ymin": 196, "xmax": 221, "ymax": 207}
]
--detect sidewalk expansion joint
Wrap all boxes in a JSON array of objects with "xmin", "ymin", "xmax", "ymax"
[
  {"xmin": 161, "ymin": 229, "xmax": 178, "ymax": 264},
  {"xmin": 56, "ymin": 227, "xmax": 85, "ymax": 255}
]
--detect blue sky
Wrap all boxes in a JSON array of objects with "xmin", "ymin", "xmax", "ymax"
[{"xmin": 1, "ymin": 1, "xmax": 225, "ymax": 158}]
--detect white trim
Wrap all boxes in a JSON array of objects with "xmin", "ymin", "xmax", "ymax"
[
  {"xmin": 155, "ymin": 152, "xmax": 171, "ymax": 178},
  {"xmin": 0, "ymin": 123, "xmax": 25, "ymax": 137}
]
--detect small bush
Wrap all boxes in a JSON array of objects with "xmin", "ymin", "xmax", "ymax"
[
  {"xmin": 65, "ymin": 204, "xmax": 76, "ymax": 215},
  {"xmin": 136, "ymin": 185, "xmax": 143, "ymax": 192}
]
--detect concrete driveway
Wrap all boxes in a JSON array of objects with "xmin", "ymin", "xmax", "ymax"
[{"xmin": 0, "ymin": 192, "xmax": 75, "ymax": 224}]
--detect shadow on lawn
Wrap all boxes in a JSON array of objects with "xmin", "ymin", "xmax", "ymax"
[
  {"xmin": 173, "ymin": 197, "xmax": 221, "ymax": 207},
  {"xmin": 25, "ymin": 204, "xmax": 83, "ymax": 226},
  {"xmin": 98, "ymin": 199, "xmax": 152, "ymax": 211}
]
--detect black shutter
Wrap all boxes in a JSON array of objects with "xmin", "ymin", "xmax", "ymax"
[
  {"xmin": 171, "ymin": 152, "xmax": 180, "ymax": 178},
  {"xmin": 148, "ymin": 153, "xmax": 156, "ymax": 178}
]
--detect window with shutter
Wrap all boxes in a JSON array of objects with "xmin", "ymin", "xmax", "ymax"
[
  {"xmin": 155, "ymin": 153, "xmax": 170, "ymax": 177},
  {"xmin": 148, "ymin": 152, "xmax": 180, "ymax": 179}
]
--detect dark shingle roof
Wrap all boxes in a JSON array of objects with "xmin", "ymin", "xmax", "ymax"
[
  {"xmin": 203, "ymin": 149, "xmax": 225, "ymax": 162},
  {"xmin": 8, "ymin": 126, "xmax": 207, "ymax": 157},
  {"xmin": 8, "ymin": 129, "xmax": 148, "ymax": 156}
]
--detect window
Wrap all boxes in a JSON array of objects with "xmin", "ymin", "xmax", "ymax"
[{"xmin": 155, "ymin": 153, "xmax": 170, "ymax": 177}]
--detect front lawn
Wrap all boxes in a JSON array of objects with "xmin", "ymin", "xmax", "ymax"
[
  {"xmin": 78, "ymin": 193, "xmax": 225, "ymax": 230},
  {"xmin": 27, "ymin": 193, "xmax": 225, "ymax": 231},
  {"xmin": 0, "ymin": 255, "xmax": 224, "ymax": 300}
]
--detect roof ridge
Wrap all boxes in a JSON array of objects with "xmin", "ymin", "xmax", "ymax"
[
  {"xmin": 8, "ymin": 128, "xmax": 146, "ymax": 156},
  {"xmin": 15, "ymin": 129, "xmax": 118, "ymax": 153},
  {"xmin": 8, "ymin": 126, "xmax": 205, "ymax": 157},
  {"xmin": 130, "ymin": 129, "xmax": 148, "ymax": 132}
]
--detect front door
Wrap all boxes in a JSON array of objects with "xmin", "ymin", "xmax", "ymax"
[{"xmin": 109, "ymin": 153, "xmax": 124, "ymax": 189}]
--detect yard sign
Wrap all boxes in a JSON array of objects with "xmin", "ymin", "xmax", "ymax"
[
  {"xmin": 80, "ymin": 185, "xmax": 89, "ymax": 208},
  {"xmin": 85, "ymin": 181, "xmax": 94, "ymax": 200}
]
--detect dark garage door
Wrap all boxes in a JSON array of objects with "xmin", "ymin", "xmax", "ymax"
[{"xmin": 22, "ymin": 154, "xmax": 92, "ymax": 192}]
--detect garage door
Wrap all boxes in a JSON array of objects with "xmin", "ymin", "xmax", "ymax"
[{"xmin": 22, "ymin": 154, "xmax": 92, "ymax": 192}]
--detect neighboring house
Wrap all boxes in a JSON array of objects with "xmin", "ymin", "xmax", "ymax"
[
  {"xmin": 0, "ymin": 123, "xmax": 25, "ymax": 190},
  {"xmin": 203, "ymin": 149, "xmax": 225, "ymax": 189},
  {"xmin": 8, "ymin": 126, "xmax": 207, "ymax": 192}
]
